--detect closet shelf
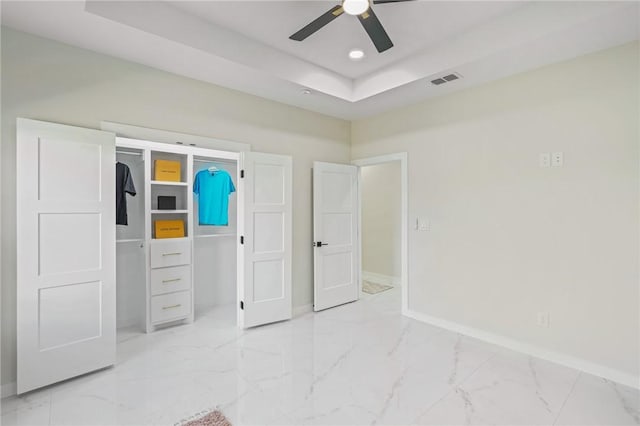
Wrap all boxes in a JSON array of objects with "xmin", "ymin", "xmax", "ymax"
[
  {"xmin": 116, "ymin": 238, "xmax": 144, "ymax": 243},
  {"xmin": 151, "ymin": 210, "xmax": 188, "ymax": 214},
  {"xmin": 194, "ymin": 234, "xmax": 236, "ymax": 239},
  {"xmin": 151, "ymin": 236, "xmax": 189, "ymax": 242},
  {"xmin": 150, "ymin": 180, "xmax": 188, "ymax": 187}
]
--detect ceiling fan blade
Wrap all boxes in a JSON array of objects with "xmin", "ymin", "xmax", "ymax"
[
  {"xmin": 357, "ymin": 8, "xmax": 393, "ymax": 53},
  {"xmin": 289, "ymin": 5, "xmax": 344, "ymax": 41},
  {"xmin": 372, "ymin": 0, "xmax": 415, "ymax": 3}
]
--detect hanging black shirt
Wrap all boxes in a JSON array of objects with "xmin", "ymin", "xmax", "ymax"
[{"xmin": 116, "ymin": 162, "xmax": 136, "ymax": 225}]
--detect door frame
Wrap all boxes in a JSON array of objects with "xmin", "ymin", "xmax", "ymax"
[{"xmin": 352, "ymin": 152, "xmax": 408, "ymax": 314}]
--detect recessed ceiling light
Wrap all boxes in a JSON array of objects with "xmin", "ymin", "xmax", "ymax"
[
  {"xmin": 302, "ymin": 88, "xmax": 312, "ymax": 95},
  {"xmin": 348, "ymin": 49, "xmax": 365, "ymax": 61},
  {"xmin": 342, "ymin": 0, "xmax": 370, "ymax": 16}
]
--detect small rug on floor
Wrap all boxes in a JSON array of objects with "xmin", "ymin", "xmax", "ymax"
[
  {"xmin": 177, "ymin": 410, "xmax": 232, "ymax": 426},
  {"xmin": 362, "ymin": 280, "xmax": 393, "ymax": 294}
]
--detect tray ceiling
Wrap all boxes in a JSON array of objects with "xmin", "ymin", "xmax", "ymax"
[{"xmin": 2, "ymin": 1, "xmax": 638, "ymax": 119}]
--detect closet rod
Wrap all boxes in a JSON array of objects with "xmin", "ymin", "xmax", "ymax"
[
  {"xmin": 193, "ymin": 158, "xmax": 236, "ymax": 164},
  {"xmin": 116, "ymin": 151, "xmax": 143, "ymax": 156}
]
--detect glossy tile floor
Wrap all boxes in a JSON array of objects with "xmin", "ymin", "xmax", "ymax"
[{"xmin": 2, "ymin": 286, "xmax": 639, "ymax": 425}]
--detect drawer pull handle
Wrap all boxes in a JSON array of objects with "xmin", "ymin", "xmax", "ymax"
[
  {"xmin": 162, "ymin": 304, "xmax": 182, "ymax": 310},
  {"xmin": 162, "ymin": 278, "xmax": 181, "ymax": 284},
  {"xmin": 162, "ymin": 252, "xmax": 182, "ymax": 256}
]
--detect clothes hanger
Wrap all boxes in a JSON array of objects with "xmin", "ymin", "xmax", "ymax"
[{"xmin": 208, "ymin": 165, "xmax": 219, "ymax": 173}]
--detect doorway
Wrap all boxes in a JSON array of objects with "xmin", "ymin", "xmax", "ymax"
[{"xmin": 353, "ymin": 153, "xmax": 408, "ymax": 313}]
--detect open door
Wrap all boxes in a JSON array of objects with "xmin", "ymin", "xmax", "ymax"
[
  {"xmin": 17, "ymin": 119, "xmax": 116, "ymax": 394},
  {"xmin": 313, "ymin": 162, "xmax": 359, "ymax": 311},
  {"xmin": 239, "ymin": 152, "xmax": 292, "ymax": 328}
]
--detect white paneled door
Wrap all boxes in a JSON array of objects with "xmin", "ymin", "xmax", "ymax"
[
  {"xmin": 17, "ymin": 118, "xmax": 116, "ymax": 394},
  {"xmin": 313, "ymin": 162, "xmax": 358, "ymax": 311},
  {"xmin": 239, "ymin": 152, "xmax": 292, "ymax": 328}
]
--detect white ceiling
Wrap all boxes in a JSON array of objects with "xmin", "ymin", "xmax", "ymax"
[
  {"xmin": 168, "ymin": 1, "xmax": 525, "ymax": 79},
  {"xmin": 2, "ymin": 1, "xmax": 638, "ymax": 120}
]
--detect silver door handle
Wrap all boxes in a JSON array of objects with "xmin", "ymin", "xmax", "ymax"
[
  {"xmin": 162, "ymin": 252, "xmax": 182, "ymax": 256},
  {"xmin": 162, "ymin": 278, "xmax": 181, "ymax": 284}
]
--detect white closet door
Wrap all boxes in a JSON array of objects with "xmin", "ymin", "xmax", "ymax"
[
  {"xmin": 313, "ymin": 162, "xmax": 358, "ymax": 311},
  {"xmin": 239, "ymin": 152, "xmax": 292, "ymax": 328},
  {"xmin": 17, "ymin": 118, "xmax": 116, "ymax": 394}
]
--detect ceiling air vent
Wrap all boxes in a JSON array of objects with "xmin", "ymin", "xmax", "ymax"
[{"xmin": 430, "ymin": 72, "xmax": 462, "ymax": 86}]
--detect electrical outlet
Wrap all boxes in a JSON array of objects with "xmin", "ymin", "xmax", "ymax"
[
  {"xmin": 537, "ymin": 312, "xmax": 550, "ymax": 328},
  {"xmin": 552, "ymin": 152, "xmax": 564, "ymax": 167},
  {"xmin": 539, "ymin": 153, "xmax": 551, "ymax": 168}
]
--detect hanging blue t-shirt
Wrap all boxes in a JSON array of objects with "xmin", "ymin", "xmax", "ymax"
[{"xmin": 193, "ymin": 169, "xmax": 235, "ymax": 226}]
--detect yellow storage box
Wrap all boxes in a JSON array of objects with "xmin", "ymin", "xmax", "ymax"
[
  {"xmin": 155, "ymin": 220, "xmax": 185, "ymax": 239},
  {"xmin": 154, "ymin": 160, "xmax": 181, "ymax": 182}
]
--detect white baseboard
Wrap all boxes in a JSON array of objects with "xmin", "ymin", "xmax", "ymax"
[
  {"xmin": 1, "ymin": 382, "xmax": 16, "ymax": 398},
  {"xmin": 362, "ymin": 271, "xmax": 400, "ymax": 287},
  {"xmin": 293, "ymin": 303, "xmax": 313, "ymax": 317},
  {"xmin": 404, "ymin": 309, "xmax": 640, "ymax": 390}
]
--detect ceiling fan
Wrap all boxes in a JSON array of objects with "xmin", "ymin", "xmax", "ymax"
[{"xmin": 289, "ymin": 0, "xmax": 414, "ymax": 54}]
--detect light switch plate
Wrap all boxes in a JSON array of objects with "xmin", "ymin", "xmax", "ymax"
[
  {"xmin": 539, "ymin": 153, "xmax": 551, "ymax": 168},
  {"xmin": 416, "ymin": 217, "xmax": 429, "ymax": 231}
]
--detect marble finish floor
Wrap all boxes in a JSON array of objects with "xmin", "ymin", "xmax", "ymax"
[{"xmin": 2, "ymin": 286, "xmax": 639, "ymax": 425}]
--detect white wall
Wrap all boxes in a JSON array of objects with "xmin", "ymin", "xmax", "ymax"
[
  {"xmin": 352, "ymin": 42, "xmax": 640, "ymax": 380},
  {"xmin": 361, "ymin": 162, "xmax": 401, "ymax": 281},
  {"xmin": 0, "ymin": 28, "xmax": 350, "ymax": 388}
]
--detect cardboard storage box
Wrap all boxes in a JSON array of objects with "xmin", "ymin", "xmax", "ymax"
[
  {"xmin": 155, "ymin": 220, "xmax": 185, "ymax": 239},
  {"xmin": 154, "ymin": 160, "xmax": 181, "ymax": 182}
]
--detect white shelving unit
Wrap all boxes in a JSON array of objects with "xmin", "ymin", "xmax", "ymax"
[{"xmin": 116, "ymin": 137, "xmax": 241, "ymax": 333}]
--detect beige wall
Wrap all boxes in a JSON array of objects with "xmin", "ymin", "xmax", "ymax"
[
  {"xmin": 361, "ymin": 162, "xmax": 401, "ymax": 280},
  {"xmin": 352, "ymin": 42, "xmax": 640, "ymax": 378},
  {"xmin": 0, "ymin": 28, "xmax": 351, "ymax": 387},
  {"xmin": 2, "ymin": 26, "xmax": 638, "ymax": 389}
]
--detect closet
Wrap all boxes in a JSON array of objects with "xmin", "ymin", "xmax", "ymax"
[
  {"xmin": 115, "ymin": 137, "xmax": 242, "ymax": 332},
  {"xmin": 16, "ymin": 118, "xmax": 293, "ymax": 394}
]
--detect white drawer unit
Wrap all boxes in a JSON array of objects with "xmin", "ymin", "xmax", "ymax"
[
  {"xmin": 151, "ymin": 290, "xmax": 191, "ymax": 324},
  {"xmin": 150, "ymin": 239, "xmax": 191, "ymax": 269},
  {"xmin": 150, "ymin": 265, "xmax": 191, "ymax": 296}
]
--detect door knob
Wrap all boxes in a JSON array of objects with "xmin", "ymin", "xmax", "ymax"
[{"xmin": 313, "ymin": 241, "xmax": 326, "ymax": 247}]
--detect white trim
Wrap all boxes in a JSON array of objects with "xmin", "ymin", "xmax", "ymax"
[
  {"xmin": 352, "ymin": 153, "xmax": 408, "ymax": 314},
  {"xmin": 116, "ymin": 137, "xmax": 240, "ymax": 162},
  {"xmin": 101, "ymin": 121, "xmax": 251, "ymax": 152},
  {"xmin": 1, "ymin": 382, "xmax": 17, "ymax": 398},
  {"xmin": 362, "ymin": 271, "xmax": 400, "ymax": 286},
  {"xmin": 405, "ymin": 309, "xmax": 640, "ymax": 390},
  {"xmin": 293, "ymin": 304, "xmax": 313, "ymax": 317}
]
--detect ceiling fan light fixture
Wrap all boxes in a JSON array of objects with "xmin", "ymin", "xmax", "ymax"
[{"xmin": 342, "ymin": 0, "xmax": 370, "ymax": 16}]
